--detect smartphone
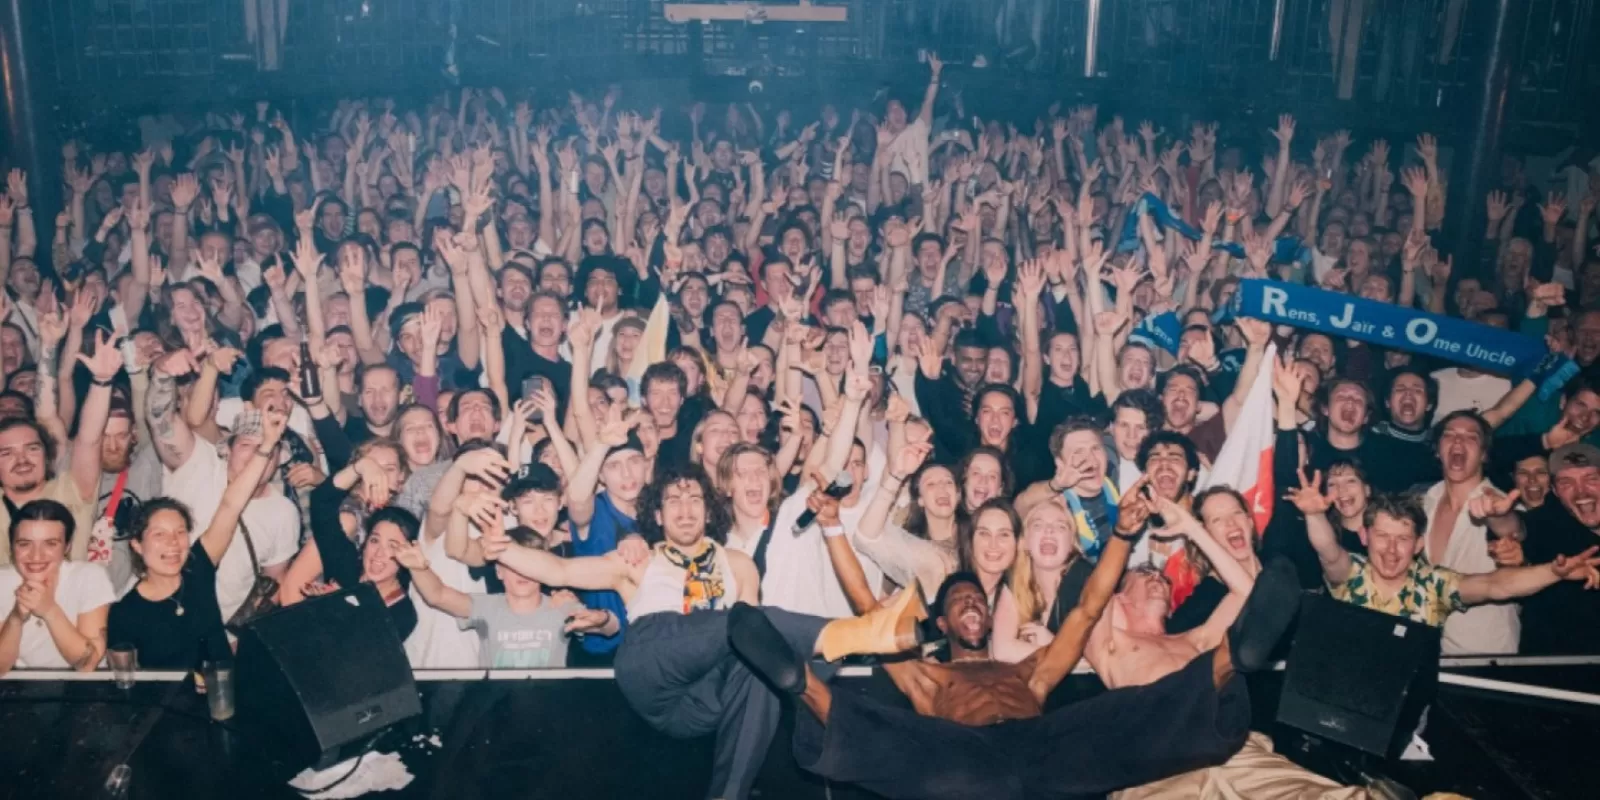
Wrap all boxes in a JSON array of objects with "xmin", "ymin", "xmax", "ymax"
[{"xmin": 521, "ymin": 375, "xmax": 547, "ymax": 423}]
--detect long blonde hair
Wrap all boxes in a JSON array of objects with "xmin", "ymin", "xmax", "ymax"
[{"xmin": 1008, "ymin": 500, "xmax": 1079, "ymax": 624}]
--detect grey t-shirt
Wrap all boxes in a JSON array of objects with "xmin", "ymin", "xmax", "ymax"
[{"xmin": 467, "ymin": 594, "xmax": 581, "ymax": 669}]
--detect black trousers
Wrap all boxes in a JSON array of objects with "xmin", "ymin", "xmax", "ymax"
[
  {"xmin": 613, "ymin": 609, "xmax": 831, "ymax": 800},
  {"xmin": 792, "ymin": 649, "xmax": 1251, "ymax": 800}
]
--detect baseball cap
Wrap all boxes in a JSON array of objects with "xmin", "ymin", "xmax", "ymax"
[
  {"xmin": 1549, "ymin": 443, "xmax": 1600, "ymax": 474},
  {"xmin": 502, "ymin": 463, "xmax": 563, "ymax": 501}
]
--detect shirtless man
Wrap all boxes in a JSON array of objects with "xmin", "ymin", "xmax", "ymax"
[
  {"xmin": 727, "ymin": 479, "xmax": 1303, "ymax": 800},
  {"xmin": 476, "ymin": 461, "xmax": 926, "ymax": 800}
]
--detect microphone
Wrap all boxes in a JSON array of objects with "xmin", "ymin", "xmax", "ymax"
[{"xmin": 792, "ymin": 472, "xmax": 855, "ymax": 536}]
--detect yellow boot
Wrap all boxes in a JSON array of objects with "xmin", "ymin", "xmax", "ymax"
[{"xmin": 816, "ymin": 581, "xmax": 928, "ymax": 662}]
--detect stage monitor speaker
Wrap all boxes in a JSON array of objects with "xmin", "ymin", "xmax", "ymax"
[
  {"xmin": 1277, "ymin": 594, "xmax": 1440, "ymax": 758},
  {"xmin": 235, "ymin": 583, "xmax": 421, "ymax": 770}
]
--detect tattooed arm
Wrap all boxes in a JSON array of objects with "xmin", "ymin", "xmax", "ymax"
[{"xmin": 146, "ymin": 352, "xmax": 199, "ymax": 471}]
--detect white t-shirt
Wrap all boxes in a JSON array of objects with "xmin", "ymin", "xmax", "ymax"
[
  {"xmin": 404, "ymin": 529, "xmax": 484, "ymax": 669},
  {"xmin": 762, "ymin": 451, "xmax": 889, "ymax": 620},
  {"xmin": 163, "ymin": 445, "xmax": 300, "ymax": 621},
  {"xmin": 0, "ymin": 562, "xmax": 114, "ymax": 669},
  {"xmin": 1430, "ymin": 368, "xmax": 1511, "ymax": 420}
]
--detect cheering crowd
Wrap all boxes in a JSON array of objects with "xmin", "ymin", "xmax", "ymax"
[{"xmin": 2, "ymin": 54, "xmax": 1600, "ymax": 797}]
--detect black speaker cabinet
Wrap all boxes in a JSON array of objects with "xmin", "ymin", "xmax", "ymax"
[
  {"xmin": 235, "ymin": 583, "xmax": 422, "ymax": 769},
  {"xmin": 1277, "ymin": 594, "xmax": 1440, "ymax": 758}
]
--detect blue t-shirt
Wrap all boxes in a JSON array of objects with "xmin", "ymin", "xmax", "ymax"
[{"xmin": 572, "ymin": 492, "xmax": 633, "ymax": 654}]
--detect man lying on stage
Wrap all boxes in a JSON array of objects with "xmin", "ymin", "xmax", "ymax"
[
  {"xmin": 475, "ymin": 461, "xmax": 928, "ymax": 800},
  {"xmin": 727, "ymin": 477, "xmax": 1303, "ymax": 800}
]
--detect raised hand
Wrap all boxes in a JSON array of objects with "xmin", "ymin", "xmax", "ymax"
[
  {"xmin": 1540, "ymin": 193, "xmax": 1568, "ymax": 227},
  {"xmin": 1467, "ymin": 487, "xmax": 1520, "ymax": 521},
  {"xmin": 1401, "ymin": 166, "xmax": 1428, "ymax": 198},
  {"xmin": 596, "ymin": 403, "xmax": 634, "ymax": 447},
  {"xmin": 76, "ymin": 330, "xmax": 123, "ymax": 382},
  {"xmin": 456, "ymin": 448, "xmax": 514, "ymax": 486},
  {"xmin": 1284, "ymin": 468, "xmax": 1334, "ymax": 516},
  {"xmin": 1551, "ymin": 546, "xmax": 1600, "ymax": 589},
  {"xmin": 1114, "ymin": 476, "xmax": 1155, "ymax": 534},
  {"xmin": 1271, "ymin": 354, "xmax": 1302, "ymax": 408},
  {"xmin": 170, "ymin": 174, "xmax": 200, "ymax": 210},
  {"xmin": 891, "ymin": 441, "xmax": 933, "ymax": 481},
  {"xmin": 1270, "ymin": 114, "xmax": 1295, "ymax": 146},
  {"xmin": 393, "ymin": 540, "xmax": 430, "ymax": 572}
]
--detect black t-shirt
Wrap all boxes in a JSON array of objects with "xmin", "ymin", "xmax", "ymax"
[
  {"xmin": 655, "ymin": 395, "xmax": 710, "ymax": 471},
  {"xmin": 1034, "ymin": 378, "xmax": 1108, "ymax": 434},
  {"xmin": 107, "ymin": 542, "xmax": 231, "ymax": 669},
  {"xmin": 501, "ymin": 326, "xmax": 573, "ymax": 412},
  {"xmin": 1519, "ymin": 503, "xmax": 1600, "ymax": 655}
]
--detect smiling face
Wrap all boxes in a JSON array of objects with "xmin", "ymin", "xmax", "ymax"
[
  {"xmin": 657, "ymin": 479, "xmax": 709, "ymax": 548},
  {"xmin": 1118, "ymin": 347, "xmax": 1154, "ymax": 390},
  {"xmin": 128, "ymin": 508, "xmax": 189, "ymax": 580},
  {"xmin": 513, "ymin": 489, "xmax": 562, "ymax": 535},
  {"xmin": 1559, "ymin": 389, "xmax": 1600, "ymax": 439},
  {"xmin": 11, "ymin": 519, "xmax": 68, "ymax": 583},
  {"xmin": 398, "ymin": 407, "xmax": 441, "ymax": 467},
  {"xmin": 1327, "ymin": 465, "xmax": 1370, "ymax": 521},
  {"xmin": 1199, "ymin": 492, "xmax": 1256, "ymax": 563},
  {"xmin": 1386, "ymin": 373, "xmax": 1430, "ymax": 429},
  {"xmin": 937, "ymin": 580, "xmax": 991, "ymax": 651},
  {"xmin": 975, "ymin": 391, "xmax": 1017, "ymax": 448},
  {"xmin": 1023, "ymin": 502, "xmax": 1075, "ymax": 571},
  {"xmin": 1436, "ymin": 416, "xmax": 1487, "ymax": 484},
  {"xmin": 1111, "ymin": 406, "xmax": 1150, "ymax": 461},
  {"xmin": 451, "ymin": 392, "xmax": 498, "ymax": 442},
  {"xmin": 1143, "ymin": 442, "xmax": 1193, "ymax": 501},
  {"xmin": 1554, "ymin": 464, "xmax": 1600, "ymax": 528},
  {"xmin": 1161, "ymin": 374, "xmax": 1200, "ymax": 431},
  {"xmin": 916, "ymin": 466, "xmax": 959, "ymax": 521},
  {"xmin": 0, "ymin": 424, "xmax": 47, "ymax": 494},
  {"xmin": 361, "ymin": 521, "xmax": 409, "ymax": 584},
  {"xmin": 725, "ymin": 450, "xmax": 771, "ymax": 518},
  {"xmin": 1326, "ymin": 383, "xmax": 1370, "ymax": 436},
  {"xmin": 1364, "ymin": 511, "xmax": 1422, "ymax": 582},
  {"xmin": 969, "ymin": 507, "xmax": 1018, "ymax": 580},
  {"xmin": 963, "ymin": 453, "xmax": 1004, "ymax": 511},
  {"xmin": 735, "ymin": 394, "xmax": 768, "ymax": 444},
  {"xmin": 1513, "ymin": 456, "xmax": 1551, "ymax": 509}
]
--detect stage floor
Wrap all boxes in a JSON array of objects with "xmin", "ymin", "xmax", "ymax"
[{"xmin": 1, "ymin": 663, "xmax": 1595, "ymax": 799}]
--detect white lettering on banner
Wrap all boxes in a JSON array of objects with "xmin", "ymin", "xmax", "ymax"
[
  {"xmin": 1261, "ymin": 287, "xmax": 1323, "ymax": 325},
  {"xmin": 1262, "ymin": 287, "xmax": 1288, "ymax": 318},
  {"xmin": 1330, "ymin": 303, "xmax": 1355, "ymax": 329},
  {"xmin": 1406, "ymin": 318, "xmax": 1437, "ymax": 347}
]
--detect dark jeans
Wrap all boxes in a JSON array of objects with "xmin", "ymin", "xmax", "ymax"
[
  {"xmin": 793, "ymin": 649, "xmax": 1251, "ymax": 800},
  {"xmin": 613, "ymin": 609, "xmax": 830, "ymax": 800}
]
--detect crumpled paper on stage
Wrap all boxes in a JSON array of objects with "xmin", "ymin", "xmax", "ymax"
[{"xmin": 289, "ymin": 751, "xmax": 413, "ymax": 798}]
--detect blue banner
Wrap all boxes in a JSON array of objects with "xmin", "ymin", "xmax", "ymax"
[
  {"xmin": 1130, "ymin": 310, "xmax": 1183, "ymax": 354},
  {"xmin": 1117, "ymin": 193, "xmax": 1309, "ymax": 264},
  {"xmin": 1233, "ymin": 279, "xmax": 1577, "ymax": 400}
]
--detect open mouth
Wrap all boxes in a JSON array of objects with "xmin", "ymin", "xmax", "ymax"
[
  {"xmin": 1446, "ymin": 451, "xmax": 1467, "ymax": 472},
  {"xmin": 1038, "ymin": 540, "xmax": 1060, "ymax": 557}
]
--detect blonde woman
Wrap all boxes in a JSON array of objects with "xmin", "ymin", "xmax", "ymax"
[{"xmin": 992, "ymin": 498, "xmax": 1081, "ymax": 663}]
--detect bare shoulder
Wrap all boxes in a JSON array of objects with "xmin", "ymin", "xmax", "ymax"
[{"xmin": 725, "ymin": 549, "xmax": 761, "ymax": 602}]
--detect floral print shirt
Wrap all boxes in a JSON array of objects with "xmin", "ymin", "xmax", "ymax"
[{"xmin": 1329, "ymin": 554, "xmax": 1466, "ymax": 628}]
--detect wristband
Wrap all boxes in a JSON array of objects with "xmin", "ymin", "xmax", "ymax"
[
  {"xmin": 821, "ymin": 525, "xmax": 846, "ymax": 539},
  {"xmin": 1113, "ymin": 528, "xmax": 1142, "ymax": 543},
  {"xmin": 90, "ymin": 377, "xmax": 115, "ymax": 387}
]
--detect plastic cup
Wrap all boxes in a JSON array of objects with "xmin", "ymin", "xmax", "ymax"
[
  {"xmin": 107, "ymin": 644, "xmax": 137, "ymax": 689},
  {"xmin": 203, "ymin": 660, "xmax": 235, "ymax": 721}
]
